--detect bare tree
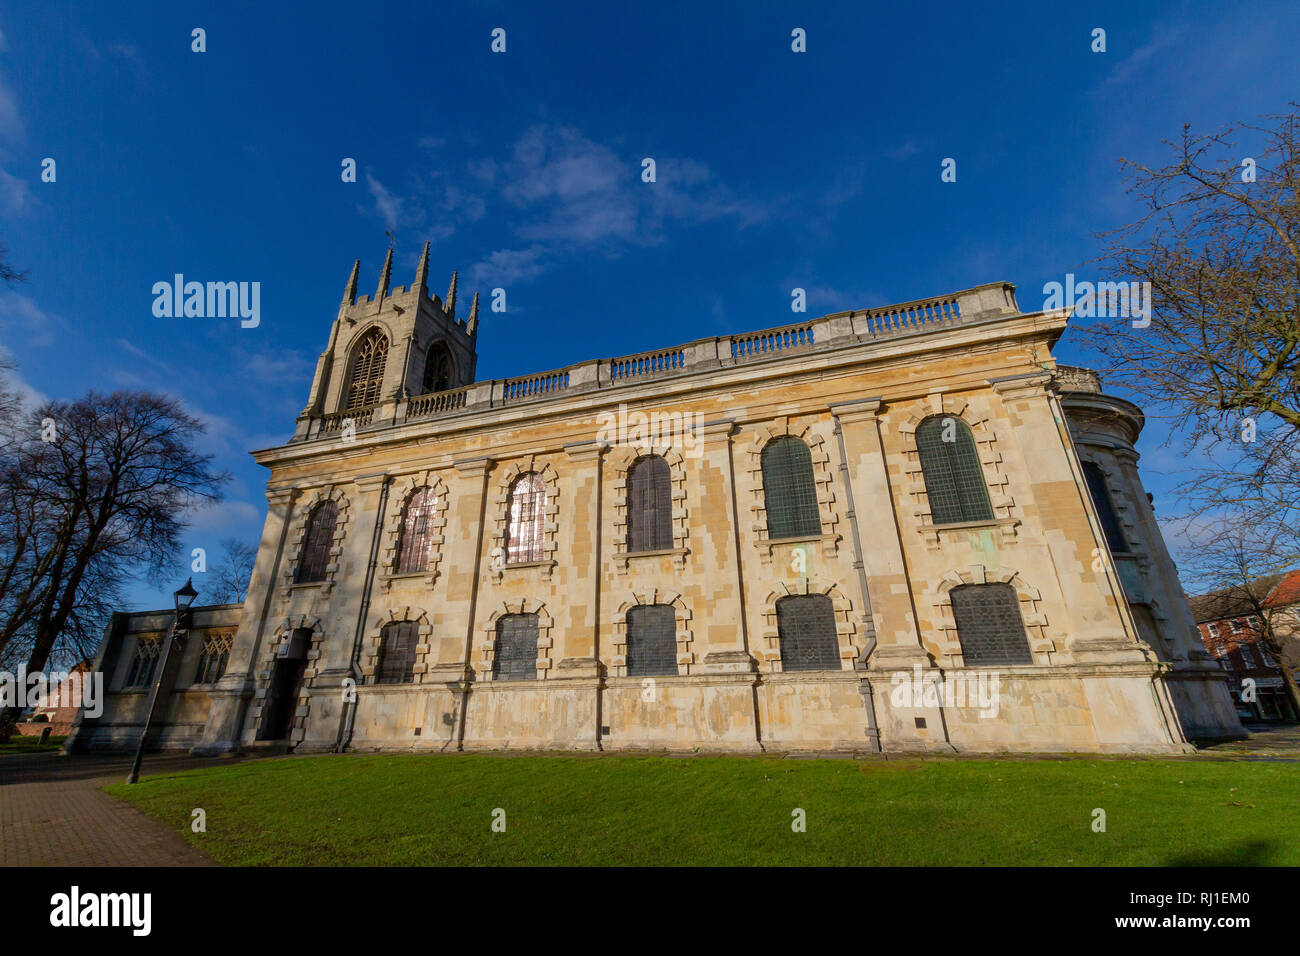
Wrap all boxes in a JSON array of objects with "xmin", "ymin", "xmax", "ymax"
[
  {"xmin": 0, "ymin": 392, "xmax": 228, "ymax": 696},
  {"xmin": 0, "ymin": 241, "xmax": 26, "ymax": 286},
  {"xmin": 211, "ymin": 537, "xmax": 257, "ymax": 604},
  {"xmin": 1070, "ymin": 104, "xmax": 1300, "ymax": 573},
  {"xmin": 1184, "ymin": 523, "xmax": 1300, "ymax": 715}
]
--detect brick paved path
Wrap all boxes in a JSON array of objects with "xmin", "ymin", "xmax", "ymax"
[{"xmin": 0, "ymin": 753, "xmax": 228, "ymax": 866}]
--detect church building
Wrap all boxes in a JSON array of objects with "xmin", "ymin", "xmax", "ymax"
[{"xmin": 68, "ymin": 245, "xmax": 1246, "ymax": 755}]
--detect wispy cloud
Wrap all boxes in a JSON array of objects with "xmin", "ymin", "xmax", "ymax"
[
  {"xmin": 0, "ymin": 291, "xmax": 57, "ymax": 347},
  {"xmin": 365, "ymin": 122, "xmax": 778, "ymax": 288}
]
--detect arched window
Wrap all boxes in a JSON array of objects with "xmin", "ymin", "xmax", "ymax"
[
  {"xmin": 375, "ymin": 621, "xmax": 418, "ymax": 684},
  {"xmin": 775, "ymin": 594, "xmax": 842, "ymax": 672},
  {"xmin": 124, "ymin": 638, "xmax": 161, "ymax": 688},
  {"xmin": 627, "ymin": 455, "xmax": 673, "ymax": 552},
  {"xmin": 1081, "ymin": 461, "xmax": 1128, "ymax": 553},
  {"xmin": 915, "ymin": 416, "xmax": 993, "ymax": 524},
  {"xmin": 296, "ymin": 501, "xmax": 338, "ymax": 583},
  {"xmin": 421, "ymin": 341, "xmax": 454, "ymax": 394},
  {"xmin": 950, "ymin": 583, "xmax": 1033, "ymax": 666},
  {"xmin": 395, "ymin": 487, "xmax": 437, "ymax": 573},
  {"xmin": 493, "ymin": 613, "xmax": 539, "ymax": 681},
  {"xmin": 505, "ymin": 473, "xmax": 547, "ymax": 565},
  {"xmin": 761, "ymin": 436, "xmax": 821, "ymax": 539},
  {"xmin": 346, "ymin": 328, "xmax": 389, "ymax": 410},
  {"xmin": 193, "ymin": 631, "xmax": 233, "ymax": 684},
  {"xmin": 626, "ymin": 604, "xmax": 678, "ymax": 676}
]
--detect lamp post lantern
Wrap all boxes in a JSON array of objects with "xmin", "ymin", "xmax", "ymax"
[{"xmin": 125, "ymin": 578, "xmax": 198, "ymax": 784}]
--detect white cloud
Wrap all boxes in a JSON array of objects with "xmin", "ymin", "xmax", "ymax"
[
  {"xmin": 366, "ymin": 173, "xmax": 403, "ymax": 232},
  {"xmin": 0, "ymin": 291, "xmax": 57, "ymax": 347}
]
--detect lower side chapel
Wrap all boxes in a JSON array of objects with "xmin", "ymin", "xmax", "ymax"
[{"xmin": 69, "ymin": 248, "xmax": 1246, "ymax": 755}]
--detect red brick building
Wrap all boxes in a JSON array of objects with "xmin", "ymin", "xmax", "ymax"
[{"xmin": 1189, "ymin": 577, "xmax": 1298, "ymax": 722}]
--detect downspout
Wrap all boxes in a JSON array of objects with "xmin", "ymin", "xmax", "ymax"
[
  {"xmin": 832, "ymin": 413, "xmax": 881, "ymax": 752},
  {"xmin": 336, "ymin": 474, "xmax": 391, "ymax": 752},
  {"xmin": 455, "ymin": 460, "xmax": 493, "ymax": 751}
]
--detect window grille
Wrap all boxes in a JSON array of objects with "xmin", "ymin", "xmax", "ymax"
[
  {"xmin": 194, "ymin": 631, "xmax": 234, "ymax": 684},
  {"xmin": 375, "ymin": 621, "xmax": 418, "ymax": 684},
  {"xmin": 505, "ymin": 473, "xmax": 547, "ymax": 564},
  {"xmin": 493, "ymin": 613, "xmax": 539, "ymax": 681},
  {"xmin": 125, "ymin": 638, "xmax": 161, "ymax": 688},
  {"xmin": 422, "ymin": 342, "xmax": 453, "ymax": 394},
  {"xmin": 396, "ymin": 487, "xmax": 437, "ymax": 573},
  {"xmin": 950, "ymin": 583, "xmax": 1033, "ymax": 666},
  {"xmin": 1082, "ymin": 461, "xmax": 1128, "ymax": 552},
  {"xmin": 346, "ymin": 329, "xmax": 388, "ymax": 410},
  {"xmin": 1239, "ymin": 645, "xmax": 1256, "ymax": 669},
  {"xmin": 626, "ymin": 604, "xmax": 679, "ymax": 676},
  {"xmin": 296, "ymin": 501, "xmax": 338, "ymax": 583},
  {"xmin": 761, "ymin": 436, "xmax": 821, "ymax": 539},
  {"xmin": 627, "ymin": 455, "xmax": 673, "ymax": 552},
  {"xmin": 915, "ymin": 416, "xmax": 993, "ymax": 524},
  {"xmin": 775, "ymin": 594, "xmax": 842, "ymax": 671}
]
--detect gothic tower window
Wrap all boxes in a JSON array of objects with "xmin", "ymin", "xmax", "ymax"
[
  {"xmin": 375, "ymin": 621, "xmax": 418, "ymax": 684},
  {"xmin": 395, "ymin": 487, "xmax": 437, "ymax": 574},
  {"xmin": 296, "ymin": 501, "xmax": 338, "ymax": 583},
  {"xmin": 627, "ymin": 455, "xmax": 673, "ymax": 552},
  {"xmin": 915, "ymin": 416, "xmax": 993, "ymax": 524},
  {"xmin": 762, "ymin": 436, "xmax": 821, "ymax": 539},
  {"xmin": 421, "ymin": 341, "xmax": 454, "ymax": 394},
  {"xmin": 493, "ymin": 613, "xmax": 539, "ymax": 681},
  {"xmin": 505, "ymin": 473, "xmax": 547, "ymax": 565},
  {"xmin": 775, "ymin": 594, "xmax": 841, "ymax": 671},
  {"xmin": 346, "ymin": 328, "xmax": 389, "ymax": 410},
  {"xmin": 625, "ymin": 604, "xmax": 679, "ymax": 676},
  {"xmin": 950, "ymin": 583, "xmax": 1033, "ymax": 666},
  {"xmin": 1081, "ymin": 461, "xmax": 1128, "ymax": 553}
]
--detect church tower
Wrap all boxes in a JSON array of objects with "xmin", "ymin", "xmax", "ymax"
[{"xmin": 294, "ymin": 242, "xmax": 480, "ymax": 440}]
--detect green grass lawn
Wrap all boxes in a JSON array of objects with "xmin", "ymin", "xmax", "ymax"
[
  {"xmin": 107, "ymin": 752, "xmax": 1300, "ymax": 866},
  {"xmin": 0, "ymin": 733, "xmax": 66, "ymax": 754}
]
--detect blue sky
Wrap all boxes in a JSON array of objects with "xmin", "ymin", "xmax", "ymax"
[{"xmin": 1, "ymin": 0, "xmax": 1297, "ymax": 610}]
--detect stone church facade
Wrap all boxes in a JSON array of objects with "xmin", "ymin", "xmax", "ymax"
[{"xmin": 69, "ymin": 246, "xmax": 1246, "ymax": 755}]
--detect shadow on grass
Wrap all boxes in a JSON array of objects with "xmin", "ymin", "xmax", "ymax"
[{"xmin": 1165, "ymin": 840, "xmax": 1279, "ymax": 866}]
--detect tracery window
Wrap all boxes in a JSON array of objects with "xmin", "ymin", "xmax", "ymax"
[
  {"xmin": 346, "ymin": 328, "xmax": 389, "ymax": 410},
  {"xmin": 505, "ymin": 473, "xmax": 547, "ymax": 565},
  {"xmin": 125, "ymin": 638, "xmax": 161, "ymax": 688},
  {"xmin": 395, "ymin": 487, "xmax": 437, "ymax": 574},
  {"xmin": 421, "ymin": 342, "xmax": 453, "ymax": 394},
  {"xmin": 193, "ymin": 631, "xmax": 233, "ymax": 684}
]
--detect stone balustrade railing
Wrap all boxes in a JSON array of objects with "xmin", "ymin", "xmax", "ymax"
[{"xmin": 300, "ymin": 281, "xmax": 1024, "ymax": 440}]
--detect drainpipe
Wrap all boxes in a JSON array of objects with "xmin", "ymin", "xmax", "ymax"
[
  {"xmin": 455, "ymin": 460, "xmax": 493, "ymax": 751},
  {"xmin": 832, "ymin": 413, "xmax": 882, "ymax": 752},
  {"xmin": 336, "ymin": 474, "xmax": 391, "ymax": 752}
]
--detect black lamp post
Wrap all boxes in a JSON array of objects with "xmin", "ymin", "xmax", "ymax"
[{"xmin": 126, "ymin": 578, "xmax": 198, "ymax": 784}]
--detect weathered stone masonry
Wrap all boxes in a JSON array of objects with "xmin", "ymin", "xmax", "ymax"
[{"xmin": 68, "ymin": 249, "xmax": 1246, "ymax": 755}]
